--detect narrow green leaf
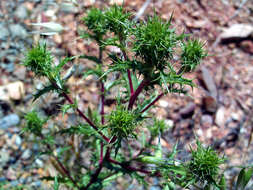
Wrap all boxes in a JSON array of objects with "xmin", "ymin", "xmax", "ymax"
[
  {"xmin": 236, "ymin": 168, "xmax": 246, "ymax": 190},
  {"xmin": 55, "ymin": 56, "xmax": 76, "ymax": 74},
  {"xmin": 236, "ymin": 167, "xmax": 253, "ymax": 190},
  {"xmin": 54, "ymin": 176, "xmax": 59, "ymax": 190},
  {"xmin": 104, "ymin": 80, "xmax": 122, "ymax": 92},
  {"xmin": 33, "ymin": 84, "xmax": 55, "ymax": 102},
  {"xmin": 79, "ymin": 54, "xmax": 101, "ymax": 64},
  {"xmin": 218, "ymin": 174, "xmax": 226, "ymax": 190},
  {"xmin": 168, "ymin": 143, "xmax": 178, "ymax": 160},
  {"xmin": 61, "ymin": 103, "xmax": 76, "ymax": 117}
]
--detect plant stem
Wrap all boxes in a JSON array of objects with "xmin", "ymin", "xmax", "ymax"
[
  {"xmin": 127, "ymin": 69, "xmax": 134, "ymax": 96},
  {"xmin": 100, "ymin": 83, "xmax": 105, "ymax": 125},
  {"xmin": 62, "ymin": 92, "xmax": 110, "ymax": 143},
  {"xmin": 82, "ymin": 161, "xmax": 103, "ymax": 190},
  {"xmin": 128, "ymin": 79, "xmax": 149, "ymax": 110},
  {"xmin": 41, "ymin": 139, "xmax": 79, "ymax": 188},
  {"xmin": 82, "ymin": 146, "xmax": 113, "ymax": 190},
  {"xmin": 107, "ymin": 158, "xmax": 151, "ymax": 175},
  {"xmin": 98, "ymin": 47, "xmax": 105, "ymax": 125},
  {"xmin": 118, "ymin": 36, "xmax": 134, "ymax": 97},
  {"xmin": 141, "ymin": 92, "xmax": 164, "ymax": 113}
]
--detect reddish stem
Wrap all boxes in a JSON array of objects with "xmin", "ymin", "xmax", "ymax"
[
  {"xmin": 100, "ymin": 83, "xmax": 105, "ymax": 125},
  {"xmin": 62, "ymin": 92, "xmax": 110, "ymax": 143},
  {"xmin": 141, "ymin": 92, "xmax": 164, "ymax": 113},
  {"xmin": 127, "ymin": 69, "xmax": 134, "ymax": 96},
  {"xmin": 128, "ymin": 80, "xmax": 149, "ymax": 110},
  {"xmin": 99, "ymin": 142, "xmax": 104, "ymax": 165},
  {"xmin": 44, "ymin": 143, "xmax": 78, "ymax": 187},
  {"xmin": 107, "ymin": 158, "xmax": 151, "ymax": 175},
  {"xmin": 82, "ymin": 162, "xmax": 103, "ymax": 190}
]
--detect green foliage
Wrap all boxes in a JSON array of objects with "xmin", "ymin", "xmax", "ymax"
[
  {"xmin": 186, "ymin": 140, "xmax": 225, "ymax": 186},
  {"xmin": 180, "ymin": 39, "xmax": 207, "ymax": 73},
  {"xmin": 148, "ymin": 118, "xmax": 170, "ymax": 139},
  {"xmin": 24, "ymin": 43, "xmax": 53, "ymax": 77},
  {"xmin": 133, "ymin": 15, "xmax": 178, "ymax": 73},
  {"xmin": 106, "ymin": 105, "xmax": 140, "ymax": 139},
  {"xmin": 23, "ymin": 111, "xmax": 47, "ymax": 136},
  {"xmin": 235, "ymin": 167, "xmax": 253, "ymax": 190},
  {"xmin": 54, "ymin": 176, "xmax": 60, "ymax": 190},
  {"xmin": 104, "ymin": 5, "xmax": 131, "ymax": 41},
  {"xmin": 20, "ymin": 4, "xmax": 244, "ymax": 190},
  {"xmin": 82, "ymin": 8, "xmax": 107, "ymax": 42}
]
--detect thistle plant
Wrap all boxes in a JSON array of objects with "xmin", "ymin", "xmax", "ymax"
[{"xmin": 21, "ymin": 4, "xmax": 245, "ymax": 190}]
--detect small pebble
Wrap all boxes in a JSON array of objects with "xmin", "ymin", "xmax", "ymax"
[
  {"xmin": 0, "ymin": 149, "xmax": 10, "ymax": 167},
  {"xmin": 0, "ymin": 23, "xmax": 9, "ymax": 40},
  {"xmin": 159, "ymin": 100, "xmax": 169, "ymax": 108},
  {"xmin": 0, "ymin": 114, "xmax": 20, "ymax": 130},
  {"xmin": 21, "ymin": 149, "xmax": 32, "ymax": 160},
  {"xmin": 10, "ymin": 180, "xmax": 19, "ymax": 187},
  {"xmin": 15, "ymin": 135, "xmax": 22, "ymax": 146},
  {"xmin": 201, "ymin": 114, "xmax": 213, "ymax": 128},
  {"xmin": 14, "ymin": 5, "xmax": 28, "ymax": 19},
  {"xmin": 0, "ymin": 177, "xmax": 6, "ymax": 182},
  {"xmin": 9, "ymin": 24, "xmax": 28, "ymax": 39},
  {"xmin": 231, "ymin": 112, "xmax": 240, "ymax": 121},
  {"xmin": 31, "ymin": 181, "xmax": 41, "ymax": 187},
  {"xmin": 215, "ymin": 106, "xmax": 225, "ymax": 127},
  {"xmin": 35, "ymin": 158, "xmax": 44, "ymax": 167}
]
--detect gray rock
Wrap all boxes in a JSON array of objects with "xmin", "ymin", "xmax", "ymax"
[
  {"xmin": 0, "ymin": 177, "xmax": 6, "ymax": 182},
  {"xmin": 201, "ymin": 114, "xmax": 213, "ymax": 128},
  {"xmin": 11, "ymin": 180, "xmax": 19, "ymax": 187},
  {"xmin": 0, "ymin": 23, "xmax": 10, "ymax": 40},
  {"xmin": 0, "ymin": 114, "xmax": 20, "ymax": 130},
  {"xmin": 21, "ymin": 149, "xmax": 32, "ymax": 160},
  {"xmin": 9, "ymin": 24, "xmax": 28, "ymax": 39},
  {"xmin": 0, "ymin": 150, "xmax": 10, "ymax": 167},
  {"xmin": 35, "ymin": 158, "xmax": 44, "ymax": 167},
  {"xmin": 14, "ymin": 5, "xmax": 28, "ymax": 19},
  {"xmin": 179, "ymin": 102, "xmax": 195, "ymax": 118},
  {"xmin": 201, "ymin": 66, "xmax": 217, "ymax": 99},
  {"xmin": 31, "ymin": 181, "xmax": 41, "ymax": 187},
  {"xmin": 220, "ymin": 24, "xmax": 253, "ymax": 40},
  {"xmin": 60, "ymin": 2, "xmax": 79, "ymax": 13},
  {"xmin": 15, "ymin": 135, "xmax": 22, "ymax": 146},
  {"xmin": 1, "ymin": 62, "xmax": 15, "ymax": 73}
]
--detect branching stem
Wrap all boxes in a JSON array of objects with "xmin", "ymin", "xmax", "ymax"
[
  {"xmin": 128, "ymin": 69, "xmax": 134, "ymax": 96},
  {"xmin": 128, "ymin": 79, "xmax": 149, "ymax": 110},
  {"xmin": 141, "ymin": 92, "xmax": 164, "ymax": 113},
  {"xmin": 107, "ymin": 158, "xmax": 151, "ymax": 175},
  {"xmin": 62, "ymin": 92, "xmax": 110, "ymax": 143},
  {"xmin": 42, "ymin": 138, "xmax": 79, "ymax": 188}
]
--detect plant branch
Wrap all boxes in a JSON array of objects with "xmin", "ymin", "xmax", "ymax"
[
  {"xmin": 127, "ymin": 69, "xmax": 134, "ymax": 96},
  {"xmin": 61, "ymin": 92, "xmax": 110, "ymax": 143},
  {"xmin": 81, "ymin": 142, "xmax": 109, "ymax": 190},
  {"xmin": 128, "ymin": 79, "xmax": 149, "ymax": 110},
  {"xmin": 107, "ymin": 157, "xmax": 152, "ymax": 175},
  {"xmin": 40, "ymin": 136, "xmax": 79, "ymax": 188},
  {"xmin": 81, "ymin": 161, "xmax": 103, "ymax": 190},
  {"xmin": 141, "ymin": 93, "xmax": 164, "ymax": 113}
]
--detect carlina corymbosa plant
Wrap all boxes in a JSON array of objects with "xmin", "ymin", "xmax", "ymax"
[{"xmin": 21, "ymin": 4, "xmax": 245, "ymax": 190}]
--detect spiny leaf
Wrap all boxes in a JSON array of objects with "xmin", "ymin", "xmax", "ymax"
[
  {"xmin": 236, "ymin": 167, "xmax": 253, "ymax": 190},
  {"xmin": 79, "ymin": 54, "xmax": 101, "ymax": 64},
  {"xmin": 54, "ymin": 176, "xmax": 59, "ymax": 190},
  {"xmin": 218, "ymin": 174, "xmax": 226, "ymax": 190},
  {"xmin": 61, "ymin": 101, "xmax": 77, "ymax": 117},
  {"xmin": 33, "ymin": 85, "xmax": 55, "ymax": 102},
  {"xmin": 55, "ymin": 56, "xmax": 76, "ymax": 75}
]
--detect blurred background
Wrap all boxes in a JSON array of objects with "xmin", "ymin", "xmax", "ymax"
[{"xmin": 0, "ymin": 0, "xmax": 252, "ymax": 189}]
